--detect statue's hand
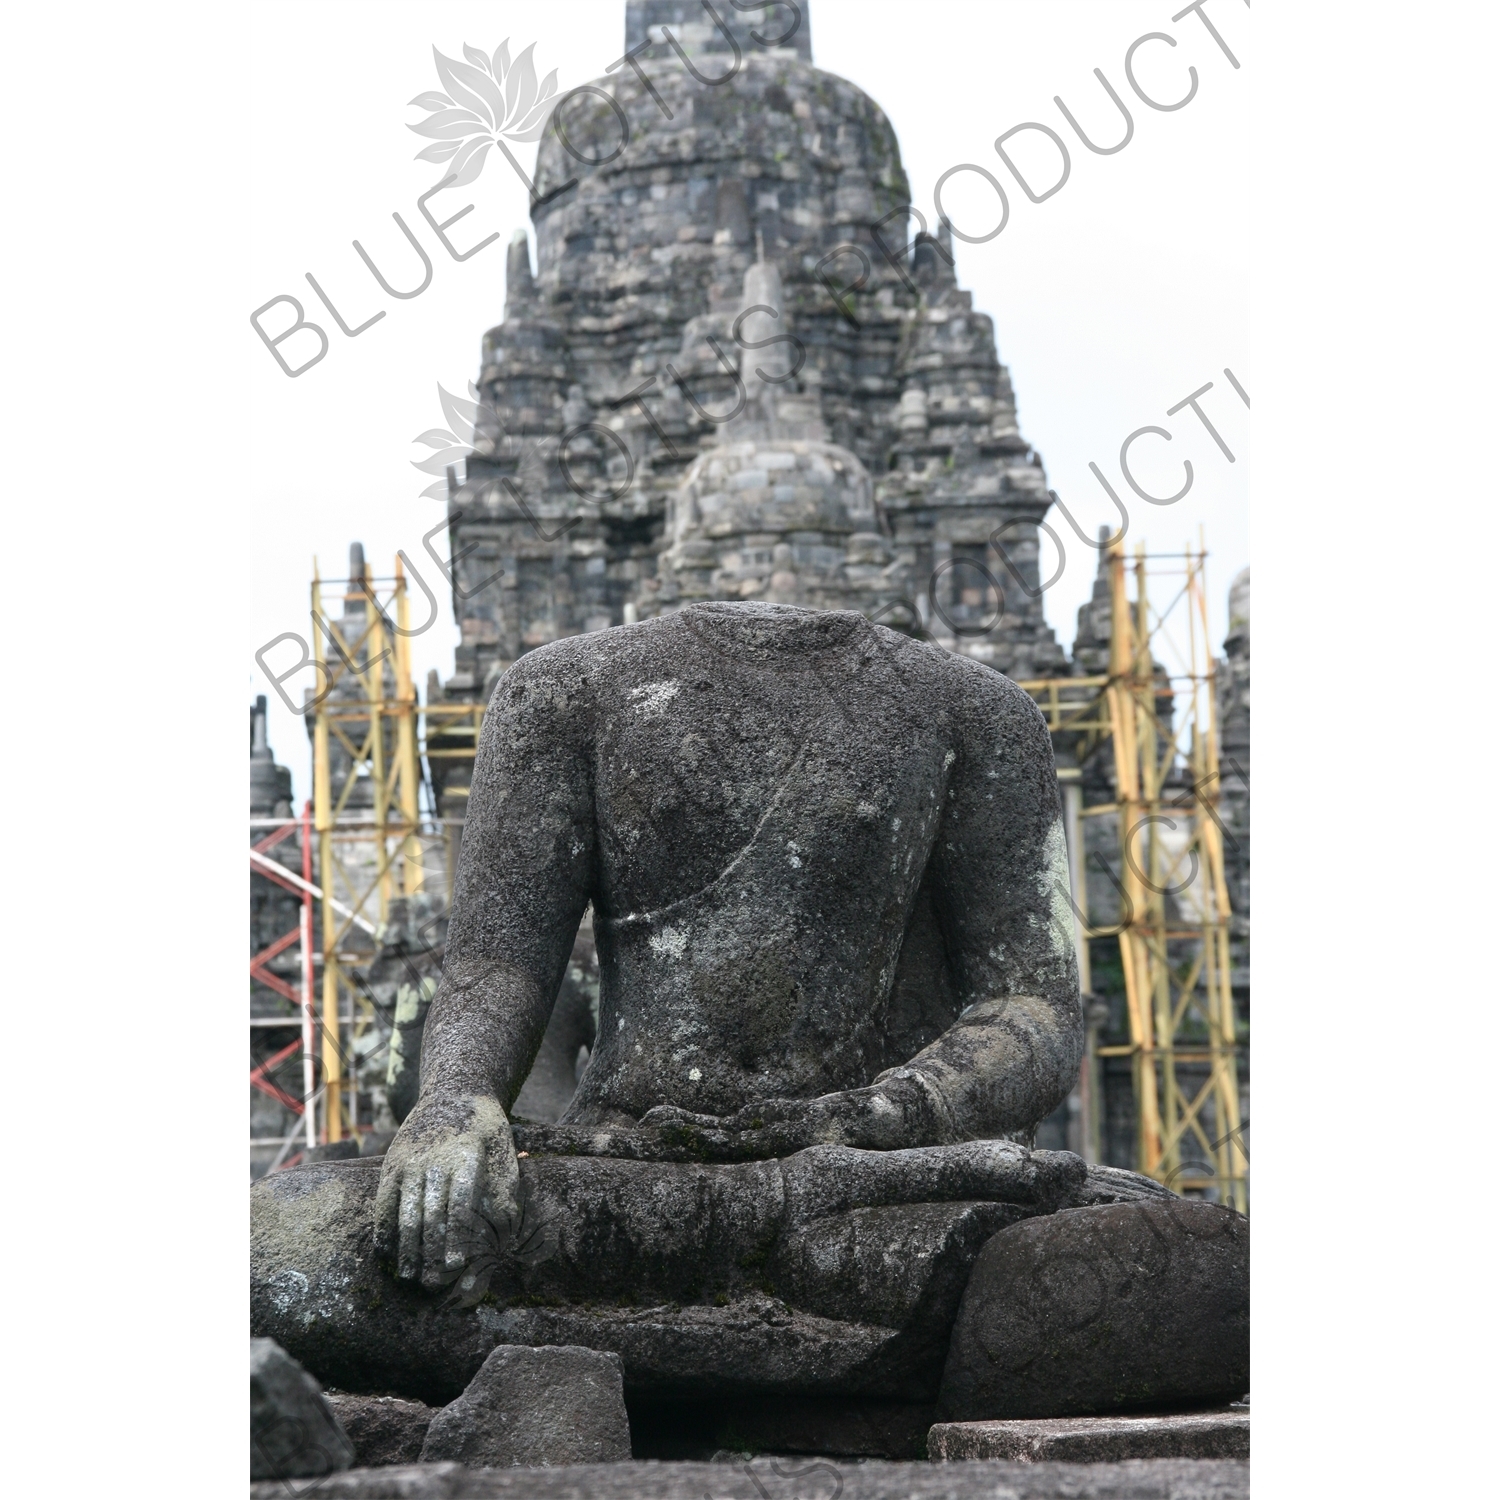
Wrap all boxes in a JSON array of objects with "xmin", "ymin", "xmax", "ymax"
[
  {"xmin": 374, "ymin": 1093, "xmax": 520, "ymax": 1294},
  {"xmin": 636, "ymin": 1100, "xmax": 808, "ymax": 1158},
  {"xmin": 641, "ymin": 1074, "xmax": 954, "ymax": 1158}
]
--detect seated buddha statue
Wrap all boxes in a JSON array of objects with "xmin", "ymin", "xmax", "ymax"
[
  {"xmin": 252, "ymin": 602, "xmax": 1184, "ymax": 1419},
  {"xmin": 374, "ymin": 600, "xmax": 1085, "ymax": 1290}
]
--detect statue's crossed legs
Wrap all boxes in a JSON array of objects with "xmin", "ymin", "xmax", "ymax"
[{"xmin": 250, "ymin": 1137, "xmax": 1168, "ymax": 1406}]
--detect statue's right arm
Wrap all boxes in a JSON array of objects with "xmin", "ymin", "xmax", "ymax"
[{"xmin": 374, "ymin": 649, "xmax": 596, "ymax": 1292}]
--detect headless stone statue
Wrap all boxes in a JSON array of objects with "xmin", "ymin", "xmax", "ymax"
[
  {"xmin": 253, "ymin": 604, "xmax": 1180, "ymax": 1413},
  {"xmin": 375, "ymin": 604, "xmax": 1083, "ymax": 1281}
]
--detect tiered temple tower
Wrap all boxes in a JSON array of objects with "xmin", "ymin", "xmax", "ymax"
[{"xmin": 432, "ymin": 0, "xmax": 1066, "ymax": 816}]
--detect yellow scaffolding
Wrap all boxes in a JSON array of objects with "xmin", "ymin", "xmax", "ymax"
[
  {"xmin": 419, "ymin": 699, "xmax": 487, "ymax": 901},
  {"xmin": 1017, "ymin": 539, "xmax": 1247, "ymax": 1211},
  {"xmin": 309, "ymin": 557, "xmax": 431, "ymax": 1142}
]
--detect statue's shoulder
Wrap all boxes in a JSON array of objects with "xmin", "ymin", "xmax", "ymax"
[
  {"xmin": 488, "ymin": 616, "xmax": 690, "ymax": 706},
  {"xmin": 866, "ymin": 626, "xmax": 1047, "ymax": 726}
]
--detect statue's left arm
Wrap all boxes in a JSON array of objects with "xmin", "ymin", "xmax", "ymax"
[
  {"xmin": 872, "ymin": 670, "xmax": 1085, "ymax": 1140},
  {"xmin": 645, "ymin": 667, "xmax": 1083, "ymax": 1154}
]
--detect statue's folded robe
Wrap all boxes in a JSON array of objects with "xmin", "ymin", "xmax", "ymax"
[{"xmin": 251, "ymin": 1135, "xmax": 1169, "ymax": 1406}]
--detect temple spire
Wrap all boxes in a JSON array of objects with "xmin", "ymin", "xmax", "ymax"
[
  {"xmin": 624, "ymin": 0, "xmax": 812, "ymax": 62},
  {"xmin": 737, "ymin": 253, "xmax": 795, "ymax": 392},
  {"xmin": 505, "ymin": 229, "xmax": 534, "ymax": 314}
]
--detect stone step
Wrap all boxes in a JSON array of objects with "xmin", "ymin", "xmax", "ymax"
[
  {"xmin": 250, "ymin": 1456, "xmax": 1250, "ymax": 1499},
  {"xmin": 927, "ymin": 1408, "xmax": 1250, "ymax": 1464}
]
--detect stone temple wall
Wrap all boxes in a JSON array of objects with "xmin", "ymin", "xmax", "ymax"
[{"xmin": 433, "ymin": 0, "xmax": 1066, "ymax": 820}]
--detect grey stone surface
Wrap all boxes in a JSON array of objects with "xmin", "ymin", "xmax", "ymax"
[
  {"xmin": 254, "ymin": 1148, "xmax": 1152, "ymax": 1404},
  {"xmin": 928, "ymin": 1409, "xmax": 1249, "ymax": 1463},
  {"xmin": 366, "ymin": 894, "xmax": 448, "ymax": 1128},
  {"xmin": 249, "ymin": 1456, "xmax": 1250, "ymax": 1499},
  {"xmin": 420, "ymin": 1345, "xmax": 630, "ymax": 1467},
  {"xmin": 626, "ymin": 0, "xmax": 814, "ymax": 62},
  {"xmin": 254, "ymin": 1158, "xmax": 499, "ymax": 1407},
  {"xmin": 304, "ymin": 1140, "xmax": 362, "ymax": 1163},
  {"xmin": 654, "ymin": 258, "xmax": 905, "ymax": 625},
  {"xmin": 251, "ymin": 1337, "xmax": 355, "ymax": 1481},
  {"xmin": 327, "ymin": 1394, "xmax": 436, "ymax": 1468},
  {"xmin": 937, "ymin": 1202, "xmax": 1250, "ymax": 1422}
]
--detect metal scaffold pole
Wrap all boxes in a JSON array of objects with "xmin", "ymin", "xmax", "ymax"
[
  {"xmin": 311, "ymin": 565, "xmax": 343, "ymax": 1142},
  {"xmin": 393, "ymin": 558, "xmax": 425, "ymax": 899},
  {"xmin": 300, "ymin": 797, "xmax": 317, "ymax": 1150},
  {"xmin": 1184, "ymin": 544, "xmax": 1246, "ymax": 1209},
  {"xmin": 305, "ymin": 553, "xmax": 448, "ymax": 1150},
  {"xmin": 1017, "ymin": 539, "xmax": 1247, "ymax": 1210},
  {"xmin": 248, "ymin": 804, "xmax": 319, "ymax": 1168}
]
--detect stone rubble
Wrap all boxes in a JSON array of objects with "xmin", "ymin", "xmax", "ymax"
[
  {"xmin": 419, "ymin": 1345, "xmax": 631, "ymax": 1468},
  {"xmin": 251, "ymin": 1337, "xmax": 355, "ymax": 1481},
  {"xmin": 327, "ymin": 1394, "xmax": 437, "ymax": 1469},
  {"xmin": 936, "ymin": 1202, "xmax": 1250, "ymax": 1423}
]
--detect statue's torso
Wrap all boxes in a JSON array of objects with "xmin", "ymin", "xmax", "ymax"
[{"xmin": 558, "ymin": 605, "xmax": 969, "ymax": 1125}]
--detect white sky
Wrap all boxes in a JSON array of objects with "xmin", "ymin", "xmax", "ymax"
[{"xmin": 248, "ymin": 0, "xmax": 1249, "ymax": 801}]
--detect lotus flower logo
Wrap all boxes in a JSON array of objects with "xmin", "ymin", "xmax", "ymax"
[
  {"xmin": 408, "ymin": 41, "xmax": 560, "ymax": 189},
  {"xmin": 412, "ymin": 383, "xmax": 551, "ymax": 504},
  {"xmin": 412, "ymin": 382, "xmax": 485, "ymax": 501}
]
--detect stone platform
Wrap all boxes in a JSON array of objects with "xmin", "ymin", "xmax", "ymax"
[
  {"xmin": 249, "ymin": 1457, "xmax": 1250, "ymax": 1500},
  {"xmin": 928, "ymin": 1409, "xmax": 1250, "ymax": 1463}
]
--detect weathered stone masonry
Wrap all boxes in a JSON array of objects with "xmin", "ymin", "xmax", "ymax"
[{"xmin": 431, "ymin": 0, "xmax": 1067, "ymax": 836}]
